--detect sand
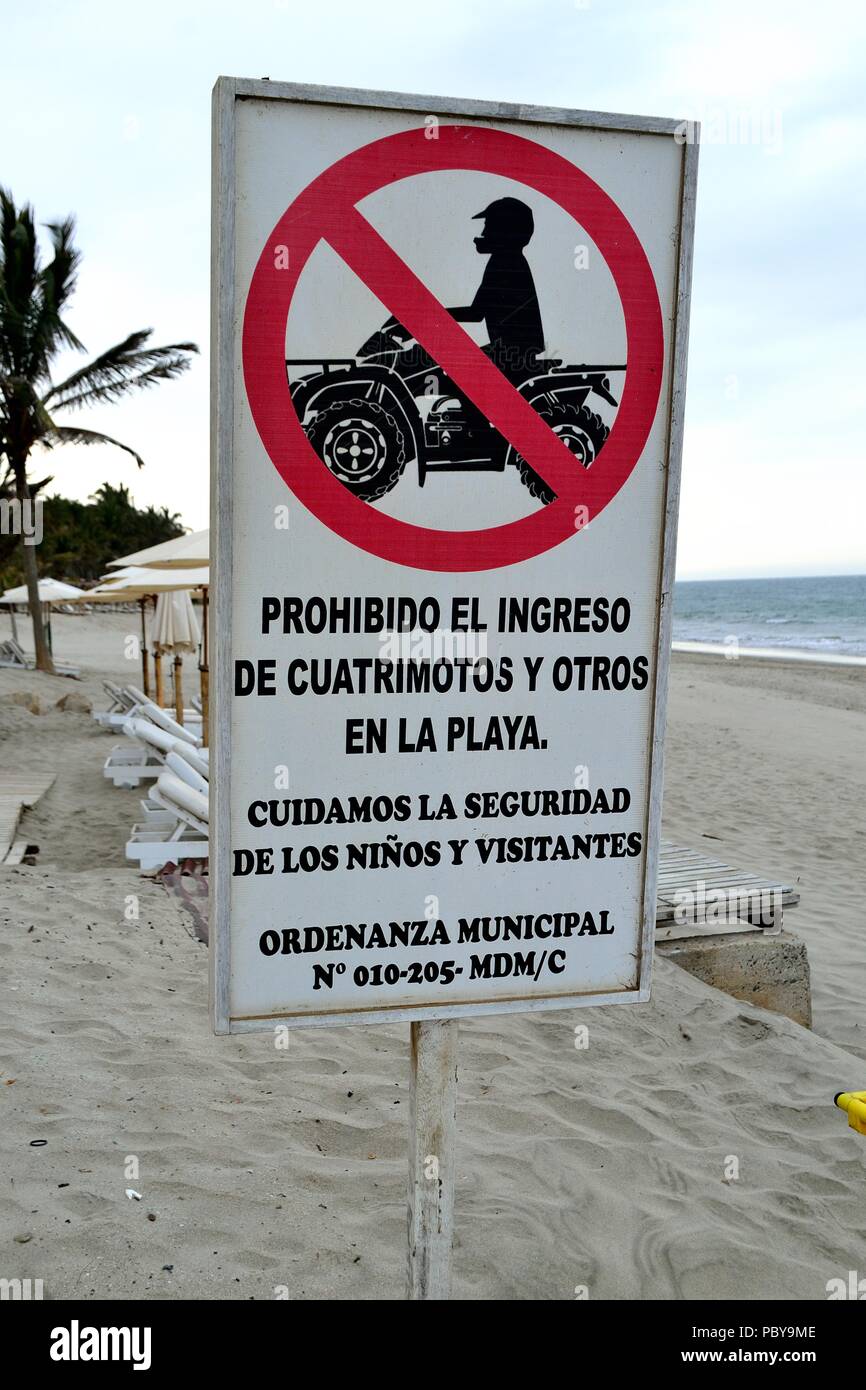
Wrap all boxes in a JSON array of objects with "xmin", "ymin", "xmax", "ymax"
[
  {"xmin": 1, "ymin": 611, "xmax": 865, "ymax": 1300},
  {"xmin": 664, "ymin": 651, "xmax": 866, "ymax": 1062}
]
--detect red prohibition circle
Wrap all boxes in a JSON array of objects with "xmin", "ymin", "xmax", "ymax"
[{"xmin": 242, "ymin": 124, "xmax": 664, "ymax": 572}]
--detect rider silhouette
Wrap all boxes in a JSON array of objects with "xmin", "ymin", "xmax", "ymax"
[
  {"xmin": 448, "ymin": 196, "xmax": 544, "ymax": 383},
  {"xmin": 378, "ymin": 197, "xmax": 544, "ymax": 437}
]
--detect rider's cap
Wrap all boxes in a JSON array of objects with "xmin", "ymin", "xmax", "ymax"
[{"xmin": 473, "ymin": 197, "xmax": 534, "ymax": 246}]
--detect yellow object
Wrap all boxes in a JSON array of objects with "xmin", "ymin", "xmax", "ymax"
[{"xmin": 834, "ymin": 1091, "xmax": 866, "ymax": 1136}]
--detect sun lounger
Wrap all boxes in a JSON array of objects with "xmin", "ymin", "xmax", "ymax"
[
  {"xmin": 0, "ymin": 636, "xmax": 79, "ymax": 678},
  {"xmin": 170, "ymin": 739, "xmax": 209, "ymax": 781},
  {"xmin": 165, "ymin": 749, "xmax": 209, "ymax": 798},
  {"xmin": 102, "ymin": 689, "xmax": 207, "ymax": 787},
  {"xmin": 103, "ymin": 727, "xmax": 166, "ymax": 788},
  {"xmin": 103, "ymin": 716, "xmax": 190, "ymax": 788},
  {"xmin": 103, "ymin": 688, "xmax": 205, "ymax": 783},
  {"xmin": 153, "ymin": 769, "xmax": 208, "ymax": 826},
  {"xmin": 125, "ymin": 769, "xmax": 209, "ymax": 869},
  {"xmin": 122, "ymin": 687, "xmax": 202, "ymax": 744},
  {"xmin": 125, "ymin": 813, "xmax": 209, "ymax": 869},
  {"xmin": 94, "ymin": 683, "xmax": 201, "ymax": 735},
  {"xmin": 93, "ymin": 682, "xmax": 139, "ymax": 729},
  {"xmin": 0, "ymin": 638, "xmax": 29, "ymax": 669},
  {"xmin": 102, "ymin": 680, "xmax": 130, "ymax": 711}
]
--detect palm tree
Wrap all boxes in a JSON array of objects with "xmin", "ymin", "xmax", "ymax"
[{"xmin": 0, "ymin": 188, "xmax": 197, "ymax": 672}]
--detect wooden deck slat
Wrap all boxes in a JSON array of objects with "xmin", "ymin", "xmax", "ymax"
[
  {"xmin": 0, "ymin": 774, "xmax": 55, "ymax": 864},
  {"xmin": 657, "ymin": 889, "xmax": 795, "ymax": 904},
  {"xmin": 655, "ymin": 841, "xmax": 799, "ymax": 929},
  {"xmin": 658, "ymin": 843, "xmax": 797, "ymax": 890},
  {"xmin": 657, "ymin": 882, "xmax": 796, "ymax": 899},
  {"xmin": 657, "ymin": 870, "xmax": 788, "ymax": 889},
  {"xmin": 657, "ymin": 864, "xmax": 773, "ymax": 879}
]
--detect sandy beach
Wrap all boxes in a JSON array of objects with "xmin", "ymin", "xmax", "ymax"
[{"xmin": 1, "ymin": 612, "xmax": 864, "ymax": 1300}]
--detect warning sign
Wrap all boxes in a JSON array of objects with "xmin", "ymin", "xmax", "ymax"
[
  {"xmin": 243, "ymin": 123, "xmax": 665, "ymax": 571},
  {"xmin": 211, "ymin": 80, "xmax": 697, "ymax": 1031}
]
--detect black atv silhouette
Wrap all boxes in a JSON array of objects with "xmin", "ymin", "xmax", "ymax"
[{"xmin": 287, "ymin": 319, "xmax": 623, "ymax": 506}]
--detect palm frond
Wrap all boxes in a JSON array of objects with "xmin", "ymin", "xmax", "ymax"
[
  {"xmin": 41, "ymin": 425, "xmax": 145, "ymax": 469},
  {"xmin": 43, "ymin": 331, "xmax": 198, "ymax": 411},
  {"xmin": 0, "ymin": 188, "xmax": 39, "ymax": 374},
  {"xmin": 0, "ymin": 192, "xmax": 83, "ymax": 380},
  {"xmin": 27, "ymin": 217, "xmax": 84, "ymax": 364},
  {"xmin": 0, "ymin": 189, "xmax": 38, "ymax": 316},
  {"xmin": 42, "ymin": 219, "xmax": 80, "ymax": 312}
]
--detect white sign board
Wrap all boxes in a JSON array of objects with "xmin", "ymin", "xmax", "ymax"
[{"xmin": 211, "ymin": 79, "xmax": 697, "ymax": 1033}]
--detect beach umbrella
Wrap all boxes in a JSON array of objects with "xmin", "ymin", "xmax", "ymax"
[
  {"xmin": 61, "ymin": 570, "xmax": 149, "ymax": 599},
  {"xmin": 94, "ymin": 569, "xmax": 208, "ymax": 716},
  {"xmin": 0, "ymin": 578, "xmax": 86, "ymax": 604},
  {"xmin": 65, "ymin": 569, "xmax": 207, "ymax": 700},
  {"xmin": 105, "ymin": 558, "xmax": 210, "ymax": 733},
  {"xmin": 106, "ymin": 538, "xmax": 211, "ymax": 739},
  {"xmin": 153, "ymin": 588, "xmax": 200, "ymax": 650},
  {"xmin": 0, "ymin": 578, "xmax": 86, "ymax": 654},
  {"xmin": 107, "ymin": 528, "xmax": 209, "ymax": 570},
  {"xmin": 153, "ymin": 589, "xmax": 201, "ymax": 725},
  {"xmin": 63, "ymin": 581, "xmax": 157, "ymax": 696},
  {"xmin": 112, "ymin": 569, "xmax": 211, "ymax": 745},
  {"xmin": 85, "ymin": 565, "xmax": 210, "ymax": 594}
]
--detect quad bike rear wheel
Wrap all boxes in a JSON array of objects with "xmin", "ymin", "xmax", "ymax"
[
  {"xmin": 516, "ymin": 402, "xmax": 609, "ymax": 506},
  {"xmin": 305, "ymin": 397, "xmax": 409, "ymax": 501}
]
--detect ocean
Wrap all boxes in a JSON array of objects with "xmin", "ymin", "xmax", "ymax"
[{"xmin": 672, "ymin": 574, "xmax": 866, "ymax": 663}]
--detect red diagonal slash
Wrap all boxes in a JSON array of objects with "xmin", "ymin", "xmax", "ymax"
[{"xmin": 323, "ymin": 207, "xmax": 586, "ymax": 503}]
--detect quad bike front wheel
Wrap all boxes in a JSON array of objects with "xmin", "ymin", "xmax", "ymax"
[
  {"xmin": 305, "ymin": 397, "xmax": 409, "ymax": 502},
  {"xmin": 516, "ymin": 402, "xmax": 609, "ymax": 506}
]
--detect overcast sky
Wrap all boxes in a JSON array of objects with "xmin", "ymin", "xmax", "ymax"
[{"xmin": 2, "ymin": 0, "xmax": 863, "ymax": 579}]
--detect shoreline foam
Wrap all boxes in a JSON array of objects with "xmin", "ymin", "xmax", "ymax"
[{"xmin": 672, "ymin": 639, "xmax": 866, "ymax": 667}]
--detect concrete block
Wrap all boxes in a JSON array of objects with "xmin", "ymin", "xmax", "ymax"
[{"xmin": 657, "ymin": 927, "xmax": 812, "ymax": 1028}]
